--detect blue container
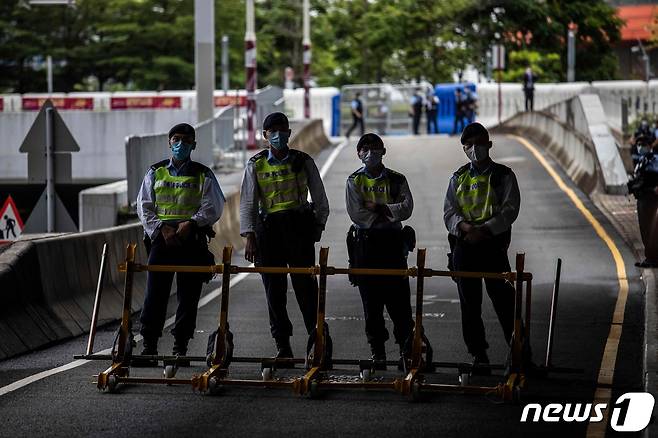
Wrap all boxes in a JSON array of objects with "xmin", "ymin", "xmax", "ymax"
[
  {"xmin": 434, "ymin": 83, "xmax": 476, "ymax": 135},
  {"xmin": 331, "ymin": 94, "xmax": 341, "ymax": 137}
]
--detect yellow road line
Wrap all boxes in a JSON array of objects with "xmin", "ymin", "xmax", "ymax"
[{"xmin": 508, "ymin": 135, "xmax": 629, "ymax": 438}]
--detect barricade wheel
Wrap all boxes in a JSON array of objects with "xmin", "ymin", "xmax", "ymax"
[
  {"xmin": 512, "ymin": 386, "xmax": 522, "ymax": 404},
  {"xmin": 410, "ymin": 380, "xmax": 421, "ymax": 402},
  {"xmin": 107, "ymin": 375, "xmax": 119, "ymax": 393},
  {"xmin": 208, "ymin": 377, "xmax": 222, "ymax": 396},
  {"xmin": 309, "ymin": 380, "xmax": 320, "ymax": 399},
  {"xmin": 164, "ymin": 365, "xmax": 176, "ymax": 379},
  {"xmin": 360, "ymin": 369, "xmax": 372, "ymax": 382},
  {"xmin": 262, "ymin": 367, "xmax": 274, "ymax": 381},
  {"xmin": 459, "ymin": 372, "xmax": 470, "ymax": 386}
]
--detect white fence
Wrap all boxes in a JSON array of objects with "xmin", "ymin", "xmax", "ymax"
[{"xmin": 125, "ymin": 105, "xmax": 236, "ymax": 206}]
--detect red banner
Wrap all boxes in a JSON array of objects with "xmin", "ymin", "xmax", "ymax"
[
  {"xmin": 110, "ymin": 96, "xmax": 181, "ymax": 110},
  {"xmin": 0, "ymin": 98, "xmax": 3, "ymax": 112},
  {"xmin": 22, "ymin": 97, "xmax": 94, "ymax": 111},
  {"xmin": 214, "ymin": 95, "xmax": 247, "ymax": 107}
]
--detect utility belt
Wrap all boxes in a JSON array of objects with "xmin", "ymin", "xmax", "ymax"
[
  {"xmin": 446, "ymin": 228, "xmax": 511, "ymax": 283},
  {"xmin": 143, "ymin": 221, "xmax": 216, "ymax": 284},
  {"xmin": 258, "ymin": 203, "xmax": 317, "ymax": 235},
  {"xmin": 144, "ymin": 221, "xmax": 215, "ymax": 253},
  {"xmin": 346, "ymin": 224, "xmax": 416, "ymax": 286}
]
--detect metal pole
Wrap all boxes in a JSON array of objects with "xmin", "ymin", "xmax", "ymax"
[
  {"xmin": 45, "ymin": 107, "xmax": 54, "ymax": 232},
  {"xmin": 47, "ymin": 55, "xmax": 53, "ymax": 95},
  {"xmin": 497, "ymin": 69, "xmax": 502, "ymax": 124},
  {"xmin": 545, "ymin": 258, "xmax": 562, "ymax": 368},
  {"xmin": 194, "ymin": 0, "xmax": 215, "ymax": 123},
  {"xmin": 222, "ymin": 35, "xmax": 229, "ymax": 94},
  {"xmin": 303, "ymin": 0, "xmax": 311, "ymax": 119},
  {"xmin": 86, "ymin": 243, "xmax": 108, "ymax": 356},
  {"xmin": 245, "ymin": 0, "xmax": 257, "ymax": 149},
  {"xmin": 567, "ymin": 30, "xmax": 575, "ymax": 82}
]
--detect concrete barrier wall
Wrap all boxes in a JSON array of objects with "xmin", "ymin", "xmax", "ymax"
[
  {"xmin": 0, "ymin": 109, "xmax": 197, "ymax": 181},
  {"xmin": 496, "ymin": 111, "xmax": 601, "ymax": 194},
  {"xmin": 0, "ymin": 224, "xmax": 146, "ymax": 359},
  {"xmin": 495, "ymin": 94, "xmax": 628, "ymax": 195}
]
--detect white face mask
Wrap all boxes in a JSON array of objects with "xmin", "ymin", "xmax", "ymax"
[
  {"xmin": 361, "ymin": 150, "xmax": 384, "ymax": 168},
  {"xmin": 465, "ymin": 144, "xmax": 489, "ymax": 162}
]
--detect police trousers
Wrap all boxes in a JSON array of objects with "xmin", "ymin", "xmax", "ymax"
[
  {"xmin": 452, "ymin": 234, "xmax": 515, "ymax": 355},
  {"xmin": 139, "ymin": 231, "xmax": 210, "ymax": 342},
  {"xmin": 352, "ymin": 228, "xmax": 414, "ymax": 347},
  {"xmin": 256, "ymin": 211, "xmax": 318, "ymax": 341}
]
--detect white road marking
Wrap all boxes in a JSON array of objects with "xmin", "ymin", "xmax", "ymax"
[{"xmin": 0, "ymin": 141, "xmax": 347, "ymax": 397}]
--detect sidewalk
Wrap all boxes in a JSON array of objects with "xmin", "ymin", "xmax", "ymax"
[{"xmin": 592, "ymin": 192, "xmax": 658, "ymax": 437}]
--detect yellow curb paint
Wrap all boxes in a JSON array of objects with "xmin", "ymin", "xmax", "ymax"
[{"xmin": 508, "ymin": 134, "xmax": 629, "ymax": 438}]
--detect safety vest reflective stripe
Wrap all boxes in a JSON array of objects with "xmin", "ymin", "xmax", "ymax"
[
  {"xmin": 155, "ymin": 205, "xmax": 199, "ymax": 217},
  {"xmin": 255, "ymin": 156, "xmax": 308, "ymax": 214},
  {"xmin": 257, "ymin": 178, "xmax": 300, "ymax": 193},
  {"xmin": 353, "ymin": 173, "xmax": 391, "ymax": 204},
  {"xmin": 153, "ymin": 167, "xmax": 205, "ymax": 221},
  {"xmin": 153, "ymin": 193, "xmax": 204, "ymax": 207},
  {"xmin": 455, "ymin": 171, "xmax": 496, "ymax": 223}
]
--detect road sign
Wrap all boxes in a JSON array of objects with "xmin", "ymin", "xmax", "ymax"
[
  {"xmin": 0, "ymin": 195, "xmax": 24, "ymax": 243},
  {"xmin": 19, "ymin": 99, "xmax": 79, "ymax": 184},
  {"xmin": 492, "ymin": 44, "xmax": 506, "ymax": 70}
]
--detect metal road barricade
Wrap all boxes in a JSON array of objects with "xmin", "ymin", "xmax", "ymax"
[{"xmin": 78, "ymin": 243, "xmax": 545, "ymax": 402}]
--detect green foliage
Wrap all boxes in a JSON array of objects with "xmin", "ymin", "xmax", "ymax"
[
  {"xmin": 454, "ymin": 0, "xmax": 622, "ymax": 82},
  {"xmin": 500, "ymin": 50, "xmax": 561, "ymax": 83},
  {"xmin": 0, "ymin": 0, "xmax": 624, "ymax": 93}
]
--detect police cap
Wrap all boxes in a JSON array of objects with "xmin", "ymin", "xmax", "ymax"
[
  {"xmin": 168, "ymin": 123, "xmax": 195, "ymax": 140},
  {"xmin": 460, "ymin": 122, "xmax": 489, "ymax": 145},
  {"xmin": 356, "ymin": 133, "xmax": 384, "ymax": 151},
  {"xmin": 263, "ymin": 112, "xmax": 290, "ymax": 131}
]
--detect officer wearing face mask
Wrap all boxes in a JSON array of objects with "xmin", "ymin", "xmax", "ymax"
[
  {"xmin": 135, "ymin": 122, "xmax": 225, "ymax": 366},
  {"xmin": 240, "ymin": 112, "xmax": 330, "ymax": 361},
  {"xmin": 346, "ymin": 133, "xmax": 415, "ymax": 368},
  {"xmin": 443, "ymin": 122, "xmax": 520, "ymax": 374}
]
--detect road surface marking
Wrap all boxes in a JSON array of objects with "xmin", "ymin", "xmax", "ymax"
[
  {"xmin": 0, "ymin": 140, "xmax": 348, "ymax": 397},
  {"xmin": 510, "ymin": 135, "xmax": 629, "ymax": 438}
]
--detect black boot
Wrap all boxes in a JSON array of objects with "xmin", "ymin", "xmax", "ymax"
[
  {"xmin": 132, "ymin": 338, "xmax": 159, "ymax": 367},
  {"xmin": 274, "ymin": 338, "xmax": 294, "ymax": 368},
  {"xmin": 370, "ymin": 343, "xmax": 387, "ymax": 370},
  {"xmin": 173, "ymin": 338, "xmax": 190, "ymax": 367},
  {"xmin": 472, "ymin": 351, "xmax": 491, "ymax": 376}
]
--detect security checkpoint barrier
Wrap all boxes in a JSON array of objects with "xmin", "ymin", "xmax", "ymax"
[{"xmin": 78, "ymin": 243, "xmax": 541, "ymax": 402}]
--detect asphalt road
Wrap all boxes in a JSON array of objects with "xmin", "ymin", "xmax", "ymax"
[{"xmin": 0, "ymin": 134, "xmax": 645, "ymax": 437}]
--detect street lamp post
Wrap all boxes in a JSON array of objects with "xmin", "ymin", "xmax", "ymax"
[
  {"xmin": 194, "ymin": 0, "xmax": 215, "ymax": 124},
  {"xmin": 303, "ymin": 0, "xmax": 311, "ymax": 119},
  {"xmin": 245, "ymin": 0, "xmax": 257, "ymax": 149}
]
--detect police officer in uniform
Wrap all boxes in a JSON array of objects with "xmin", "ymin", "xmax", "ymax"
[
  {"xmin": 443, "ymin": 122, "xmax": 520, "ymax": 372},
  {"xmin": 346, "ymin": 133, "xmax": 415, "ymax": 367},
  {"xmin": 346, "ymin": 92, "xmax": 365, "ymax": 139},
  {"xmin": 135, "ymin": 123, "xmax": 225, "ymax": 365},
  {"xmin": 240, "ymin": 112, "xmax": 330, "ymax": 359}
]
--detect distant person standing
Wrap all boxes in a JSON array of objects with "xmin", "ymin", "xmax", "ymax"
[
  {"xmin": 452, "ymin": 88, "xmax": 466, "ymax": 135},
  {"xmin": 425, "ymin": 91, "xmax": 439, "ymax": 134},
  {"xmin": 523, "ymin": 67, "xmax": 536, "ymax": 112},
  {"xmin": 464, "ymin": 88, "xmax": 478, "ymax": 124},
  {"xmin": 410, "ymin": 88, "xmax": 424, "ymax": 135},
  {"xmin": 346, "ymin": 92, "xmax": 365, "ymax": 139},
  {"xmin": 628, "ymin": 142, "xmax": 658, "ymax": 268}
]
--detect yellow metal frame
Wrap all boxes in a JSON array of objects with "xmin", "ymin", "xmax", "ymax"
[{"xmin": 90, "ymin": 243, "xmax": 533, "ymax": 402}]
